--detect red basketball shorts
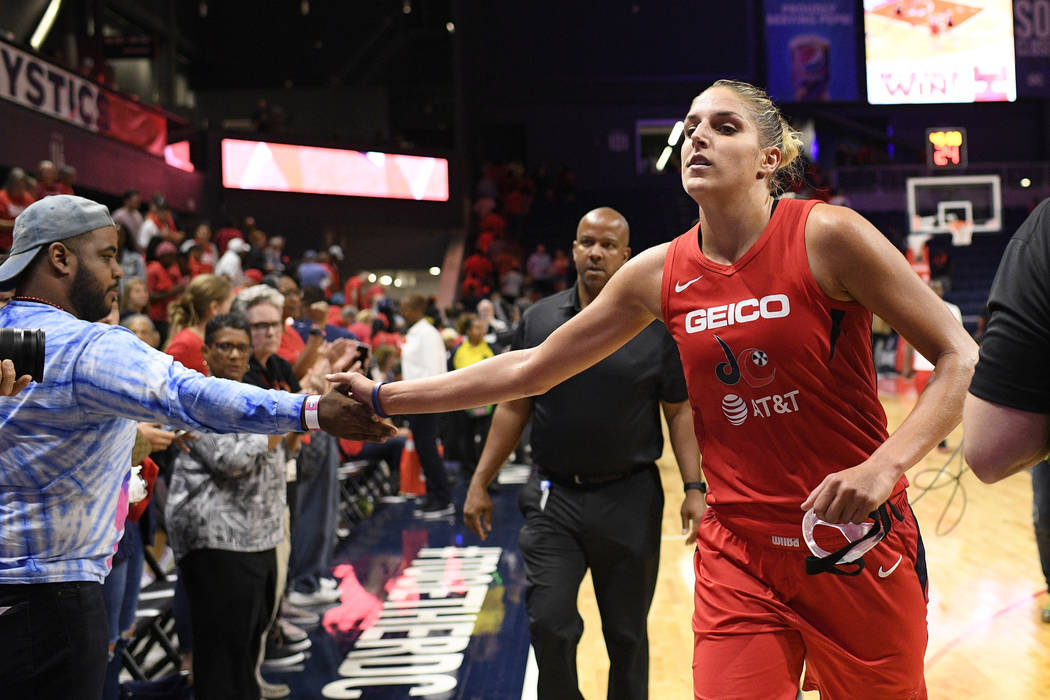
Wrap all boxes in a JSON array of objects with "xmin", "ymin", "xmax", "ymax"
[{"xmin": 691, "ymin": 490, "xmax": 928, "ymax": 700}]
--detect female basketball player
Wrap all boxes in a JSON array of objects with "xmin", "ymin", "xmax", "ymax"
[{"xmin": 332, "ymin": 80, "xmax": 977, "ymax": 698}]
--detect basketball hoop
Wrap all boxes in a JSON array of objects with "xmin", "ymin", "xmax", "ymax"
[{"xmin": 947, "ymin": 218, "xmax": 974, "ymax": 246}]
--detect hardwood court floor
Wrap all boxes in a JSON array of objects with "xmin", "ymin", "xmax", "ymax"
[{"xmin": 576, "ymin": 388, "xmax": 1050, "ymax": 699}]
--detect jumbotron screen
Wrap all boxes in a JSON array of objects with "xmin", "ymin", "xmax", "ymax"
[
  {"xmin": 221, "ymin": 138, "xmax": 450, "ymax": 202},
  {"xmin": 863, "ymin": 0, "xmax": 1016, "ymax": 103}
]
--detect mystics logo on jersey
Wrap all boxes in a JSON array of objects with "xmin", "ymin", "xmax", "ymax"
[{"xmin": 713, "ymin": 335, "xmax": 800, "ymax": 425}]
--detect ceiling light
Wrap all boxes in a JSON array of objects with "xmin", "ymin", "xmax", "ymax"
[
  {"xmin": 30, "ymin": 0, "xmax": 63, "ymax": 50},
  {"xmin": 367, "ymin": 273, "xmax": 377, "ymax": 283},
  {"xmin": 667, "ymin": 121, "xmax": 683, "ymax": 146},
  {"xmin": 429, "ymin": 266, "xmax": 441, "ymax": 276},
  {"xmin": 1020, "ymin": 178, "xmax": 1032, "ymax": 188},
  {"xmin": 379, "ymin": 274, "xmax": 393, "ymax": 286},
  {"xmin": 655, "ymin": 146, "xmax": 673, "ymax": 172}
]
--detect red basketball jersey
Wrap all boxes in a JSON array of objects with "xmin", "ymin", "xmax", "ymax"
[{"xmin": 661, "ymin": 198, "xmax": 906, "ymax": 524}]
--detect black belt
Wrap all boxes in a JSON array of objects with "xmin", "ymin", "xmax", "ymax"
[{"xmin": 539, "ymin": 462, "xmax": 653, "ymax": 488}]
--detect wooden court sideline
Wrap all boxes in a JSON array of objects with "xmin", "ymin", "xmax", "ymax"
[{"xmin": 575, "ymin": 388, "xmax": 1050, "ymax": 699}]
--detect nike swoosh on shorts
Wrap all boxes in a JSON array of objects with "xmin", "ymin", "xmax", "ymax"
[{"xmin": 878, "ymin": 554, "xmax": 904, "ymax": 578}]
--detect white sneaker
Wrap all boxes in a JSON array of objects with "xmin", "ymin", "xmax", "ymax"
[
  {"xmin": 286, "ymin": 587, "xmax": 341, "ymax": 607},
  {"xmin": 319, "ymin": 577, "xmax": 339, "ymax": 591}
]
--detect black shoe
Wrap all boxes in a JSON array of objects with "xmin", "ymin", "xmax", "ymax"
[{"xmin": 420, "ymin": 500, "xmax": 455, "ymax": 520}]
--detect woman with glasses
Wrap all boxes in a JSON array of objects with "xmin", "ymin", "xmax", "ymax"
[{"xmin": 165, "ymin": 313, "xmax": 300, "ymax": 700}]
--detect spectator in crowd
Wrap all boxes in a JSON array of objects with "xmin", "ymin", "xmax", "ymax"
[
  {"xmin": 451, "ymin": 314, "xmax": 495, "ymax": 479},
  {"xmin": 549, "ymin": 248, "xmax": 570, "ymax": 288},
  {"xmin": 120, "ymin": 277, "xmax": 150, "ymax": 321},
  {"xmin": 294, "ymin": 285, "xmax": 355, "ymax": 343},
  {"xmin": 500, "ymin": 261, "xmax": 525, "ymax": 300},
  {"xmin": 138, "ymin": 194, "xmax": 175, "ymax": 250},
  {"xmin": 323, "ymin": 247, "xmax": 343, "ymax": 293},
  {"xmin": 146, "ymin": 240, "xmax": 187, "ymax": 340},
  {"xmin": 243, "ymin": 228, "xmax": 269, "ymax": 273},
  {"xmin": 0, "ymin": 195, "xmax": 395, "ymax": 700},
  {"xmin": 111, "ymin": 190, "xmax": 143, "ymax": 248},
  {"xmin": 399, "ymin": 293, "xmax": 454, "ymax": 518},
  {"xmin": 370, "ymin": 344, "xmax": 399, "ymax": 384},
  {"xmin": 166, "ymin": 313, "xmax": 301, "ymax": 700},
  {"xmin": 273, "ymin": 275, "xmax": 324, "ymax": 379},
  {"xmin": 464, "ymin": 248, "xmax": 495, "ymax": 287},
  {"xmin": 121, "ymin": 313, "xmax": 161, "ymax": 350},
  {"xmin": 526, "ymin": 243, "xmax": 553, "ymax": 292},
  {"xmin": 0, "ymin": 168, "xmax": 36, "ymax": 250},
  {"xmin": 297, "ymin": 251, "xmax": 332, "ymax": 292},
  {"xmin": 193, "ymin": 223, "xmax": 220, "ymax": 272},
  {"xmin": 182, "ymin": 239, "xmax": 209, "ymax": 277},
  {"xmin": 349, "ymin": 309, "xmax": 375, "ymax": 344},
  {"xmin": 265, "ymin": 235, "xmax": 289, "ymax": 273},
  {"xmin": 57, "ymin": 165, "xmax": 76, "ymax": 194},
  {"xmin": 476, "ymin": 298, "xmax": 509, "ymax": 352},
  {"xmin": 115, "ymin": 223, "xmax": 146, "ymax": 290},
  {"xmin": 34, "ymin": 160, "xmax": 61, "ymax": 199},
  {"xmin": 165, "ymin": 274, "xmax": 236, "ymax": 374},
  {"xmin": 216, "ymin": 236, "xmax": 250, "ymax": 286},
  {"xmin": 214, "ymin": 218, "xmax": 245, "ymax": 255}
]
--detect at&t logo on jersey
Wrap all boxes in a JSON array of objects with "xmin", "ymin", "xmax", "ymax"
[
  {"xmin": 685, "ymin": 294, "xmax": 790, "ymax": 334},
  {"xmin": 714, "ymin": 335, "xmax": 801, "ymax": 426}
]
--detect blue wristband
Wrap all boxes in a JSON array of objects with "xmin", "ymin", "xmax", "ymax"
[{"xmin": 371, "ymin": 382, "xmax": 390, "ymax": 419}]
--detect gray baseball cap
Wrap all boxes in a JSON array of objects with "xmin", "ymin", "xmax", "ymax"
[{"xmin": 0, "ymin": 195, "xmax": 115, "ymax": 290}]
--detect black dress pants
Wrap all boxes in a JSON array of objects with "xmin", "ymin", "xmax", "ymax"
[
  {"xmin": 179, "ymin": 548, "xmax": 277, "ymax": 700},
  {"xmin": 407, "ymin": 413, "xmax": 451, "ymax": 504},
  {"xmin": 0, "ymin": 580, "xmax": 108, "ymax": 700},
  {"xmin": 517, "ymin": 465, "xmax": 663, "ymax": 700}
]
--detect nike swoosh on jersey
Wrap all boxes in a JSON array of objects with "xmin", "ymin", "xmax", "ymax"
[
  {"xmin": 675, "ymin": 275, "xmax": 703, "ymax": 293},
  {"xmin": 877, "ymin": 554, "xmax": 904, "ymax": 578}
]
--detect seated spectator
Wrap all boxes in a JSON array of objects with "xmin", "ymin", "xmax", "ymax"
[
  {"xmin": 121, "ymin": 312, "xmax": 161, "ymax": 348},
  {"xmin": 34, "ymin": 160, "xmax": 61, "ymax": 199},
  {"xmin": 243, "ymin": 228, "xmax": 268, "ymax": 273},
  {"xmin": 265, "ymin": 235, "xmax": 288, "ymax": 273},
  {"xmin": 0, "ymin": 168, "xmax": 35, "ymax": 250},
  {"xmin": 349, "ymin": 309, "xmax": 374, "ymax": 344},
  {"xmin": 193, "ymin": 223, "xmax": 220, "ymax": 271},
  {"xmin": 214, "ymin": 218, "xmax": 245, "ymax": 255},
  {"xmin": 57, "ymin": 165, "xmax": 76, "ymax": 194},
  {"xmin": 119, "ymin": 278, "xmax": 150, "ymax": 321},
  {"xmin": 293, "ymin": 285, "xmax": 356, "ymax": 343},
  {"xmin": 116, "ymin": 224, "xmax": 146, "ymax": 291},
  {"xmin": 166, "ymin": 313, "xmax": 300, "ymax": 700},
  {"xmin": 216, "ymin": 237, "xmax": 250, "ymax": 286},
  {"xmin": 146, "ymin": 241, "xmax": 188, "ymax": 340},
  {"xmin": 164, "ymin": 274, "xmax": 235, "ymax": 374},
  {"xmin": 111, "ymin": 190, "xmax": 143, "ymax": 247}
]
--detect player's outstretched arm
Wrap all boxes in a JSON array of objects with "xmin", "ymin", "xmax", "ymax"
[{"xmin": 330, "ymin": 245, "xmax": 669, "ymax": 415}]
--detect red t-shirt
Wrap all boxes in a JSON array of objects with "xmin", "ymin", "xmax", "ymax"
[
  {"xmin": 660, "ymin": 198, "xmax": 901, "ymax": 524},
  {"xmin": 0, "ymin": 189, "xmax": 36, "ymax": 250},
  {"xmin": 166, "ymin": 328, "xmax": 208, "ymax": 375},
  {"xmin": 146, "ymin": 261, "xmax": 184, "ymax": 322},
  {"xmin": 344, "ymin": 276, "xmax": 365, "ymax": 309},
  {"xmin": 278, "ymin": 324, "xmax": 305, "ymax": 365}
]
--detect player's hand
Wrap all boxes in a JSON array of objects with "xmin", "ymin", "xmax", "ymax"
[
  {"xmin": 800, "ymin": 459, "xmax": 900, "ymax": 524},
  {"xmin": 0, "ymin": 359, "xmax": 32, "ymax": 397},
  {"xmin": 317, "ymin": 388, "xmax": 396, "ymax": 441},
  {"xmin": 464, "ymin": 482, "xmax": 495, "ymax": 540},
  {"xmin": 326, "ymin": 371, "xmax": 377, "ymax": 410},
  {"xmin": 680, "ymin": 490, "xmax": 706, "ymax": 545}
]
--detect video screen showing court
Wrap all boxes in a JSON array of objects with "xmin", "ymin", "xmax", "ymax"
[{"xmin": 863, "ymin": 0, "xmax": 1017, "ymax": 103}]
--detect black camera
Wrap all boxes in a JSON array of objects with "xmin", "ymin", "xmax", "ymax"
[{"xmin": 0, "ymin": 329, "xmax": 45, "ymax": 383}]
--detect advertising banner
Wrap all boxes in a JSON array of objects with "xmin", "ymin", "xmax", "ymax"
[
  {"xmin": 0, "ymin": 39, "xmax": 166, "ymax": 155},
  {"xmin": 1014, "ymin": 0, "xmax": 1050, "ymax": 97},
  {"xmin": 764, "ymin": 0, "xmax": 860, "ymax": 102},
  {"xmin": 864, "ymin": 0, "xmax": 1016, "ymax": 104}
]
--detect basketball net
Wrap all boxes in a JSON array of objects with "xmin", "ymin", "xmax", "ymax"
[{"xmin": 947, "ymin": 218, "xmax": 974, "ymax": 246}]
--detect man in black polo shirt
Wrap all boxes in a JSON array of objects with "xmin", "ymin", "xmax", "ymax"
[
  {"xmin": 463, "ymin": 207, "xmax": 704, "ymax": 699},
  {"xmin": 964, "ymin": 197, "xmax": 1050, "ymax": 622}
]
